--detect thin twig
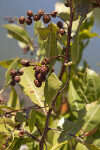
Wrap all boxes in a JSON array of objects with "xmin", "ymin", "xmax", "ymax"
[
  {"xmin": 56, "ymin": 15, "xmax": 69, "ymax": 26},
  {"xmin": 2, "ymin": 105, "xmax": 49, "ymax": 116}
]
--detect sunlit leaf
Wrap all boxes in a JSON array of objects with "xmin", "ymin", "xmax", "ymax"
[
  {"xmin": 19, "ymin": 67, "xmax": 46, "ymax": 113},
  {"xmin": 44, "ymin": 73, "xmax": 62, "ymax": 105}
]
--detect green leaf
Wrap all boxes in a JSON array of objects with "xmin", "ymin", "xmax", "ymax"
[
  {"xmin": 74, "ymin": 0, "xmax": 92, "ymax": 16},
  {"xmin": 0, "ymin": 59, "xmax": 14, "ymax": 68},
  {"xmin": 71, "ymin": 16, "xmax": 86, "ymax": 64},
  {"xmin": 5, "ymin": 57, "xmax": 20, "ymax": 87},
  {"xmin": 37, "ymin": 26, "xmax": 51, "ymax": 40},
  {"xmin": 82, "ymin": 101, "xmax": 100, "ymax": 132},
  {"xmin": 52, "ymin": 109, "xmax": 85, "ymax": 149},
  {"xmin": 19, "ymin": 67, "xmax": 46, "ymax": 112},
  {"xmin": 7, "ymin": 87, "xmax": 20, "ymax": 109},
  {"xmin": 55, "ymin": 2, "xmax": 70, "ymax": 20},
  {"xmin": 0, "ymin": 105, "xmax": 15, "ymax": 115},
  {"xmin": 75, "ymin": 143, "xmax": 88, "ymax": 150},
  {"xmin": 3, "ymin": 24, "xmax": 33, "ymax": 50},
  {"xmin": 0, "ymin": 58, "xmax": 22, "ymax": 68},
  {"xmin": 85, "ymin": 68, "xmax": 100, "ymax": 101},
  {"xmin": 28, "ymin": 109, "xmax": 36, "ymax": 132},
  {"xmin": 85, "ymin": 143, "xmax": 100, "ymax": 150},
  {"xmin": 34, "ymin": 20, "xmax": 44, "ymax": 38},
  {"xmin": 16, "ymin": 112, "xmax": 26, "ymax": 125},
  {"xmin": 37, "ymin": 23, "xmax": 59, "ymax": 68},
  {"xmin": 68, "ymin": 81, "xmax": 85, "ymax": 114},
  {"xmin": 44, "ymin": 73, "xmax": 62, "ymax": 105}
]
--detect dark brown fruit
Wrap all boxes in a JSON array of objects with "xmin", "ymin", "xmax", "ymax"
[
  {"xmin": 19, "ymin": 16, "xmax": 25, "ymax": 24},
  {"xmin": 57, "ymin": 21, "xmax": 63, "ymax": 28},
  {"xmin": 38, "ymin": 9, "xmax": 45, "ymax": 16},
  {"xmin": 41, "ymin": 58, "xmax": 49, "ymax": 65},
  {"xmin": 51, "ymin": 11, "xmax": 57, "ymax": 18},
  {"xmin": 64, "ymin": 0, "xmax": 70, "ymax": 7},
  {"xmin": 34, "ymin": 79, "xmax": 42, "ymax": 88},
  {"xmin": 40, "ymin": 65, "xmax": 49, "ymax": 75},
  {"xmin": 36, "ymin": 73, "xmax": 46, "ymax": 82},
  {"xmin": 9, "ymin": 69, "xmax": 17, "ymax": 76},
  {"xmin": 14, "ymin": 76, "xmax": 21, "ymax": 83},
  {"xmin": 27, "ymin": 10, "xmax": 33, "ymax": 17},
  {"xmin": 20, "ymin": 59, "xmax": 30, "ymax": 66},
  {"xmin": 33, "ymin": 15, "xmax": 41, "ymax": 21},
  {"xmin": 18, "ymin": 70, "xmax": 24, "ymax": 76},
  {"xmin": 10, "ymin": 80, "xmax": 16, "ymax": 86},
  {"xmin": 59, "ymin": 28, "xmax": 65, "ymax": 35},
  {"xmin": 43, "ymin": 15, "xmax": 51, "ymax": 24},
  {"xmin": 33, "ymin": 66, "xmax": 41, "ymax": 73},
  {"xmin": 26, "ymin": 17, "xmax": 32, "ymax": 25}
]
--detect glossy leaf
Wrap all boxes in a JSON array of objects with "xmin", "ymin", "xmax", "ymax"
[
  {"xmin": 5, "ymin": 57, "xmax": 20, "ymax": 87},
  {"xmin": 19, "ymin": 67, "xmax": 46, "ymax": 111},
  {"xmin": 28, "ymin": 109, "xmax": 36, "ymax": 132},
  {"xmin": 7, "ymin": 87, "xmax": 20, "ymax": 109},
  {"xmin": 44, "ymin": 73, "xmax": 62, "ymax": 105},
  {"xmin": 3, "ymin": 24, "xmax": 33, "ymax": 49}
]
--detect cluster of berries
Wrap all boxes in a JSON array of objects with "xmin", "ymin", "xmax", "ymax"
[
  {"xmin": 33, "ymin": 58, "xmax": 49, "ymax": 88},
  {"xmin": 19, "ymin": 9, "xmax": 57, "ymax": 25},
  {"xmin": 57, "ymin": 21, "xmax": 65, "ymax": 36},
  {"xmin": 9, "ymin": 69, "xmax": 23, "ymax": 86}
]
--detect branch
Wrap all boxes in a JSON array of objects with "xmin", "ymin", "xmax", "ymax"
[
  {"xmin": 39, "ymin": 1, "xmax": 74, "ymax": 149},
  {"xmin": 2, "ymin": 105, "xmax": 49, "ymax": 116}
]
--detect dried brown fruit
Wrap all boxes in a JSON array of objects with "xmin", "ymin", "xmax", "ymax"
[
  {"xmin": 43, "ymin": 15, "xmax": 51, "ymax": 24},
  {"xmin": 19, "ymin": 16, "xmax": 25, "ymax": 24},
  {"xmin": 26, "ymin": 17, "xmax": 32, "ymax": 25},
  {"xmin": 59, "ymin": 28, "xmax": 65, "ymax": 35},
  {"xmin": 27, "ymin": 10, "xmax": 33, "ymax": 17},
  {"xmin": 51, "ymin": 11, "xmax": 57, "ymax": 18},
  {"xmin": 40, "ymin": 65, "xmax": 49, "ymax": 75},
  {"xmin": 33, "ymin": 15, "xmax": 41, "ymax": 21},
  {"xmin": 9, "ymin": 69, "xmax": 17, "ymax": 76},
  {"xmin": 14, "ymin": 76, "xmax": 21, "ymax": 83},
  {"xmin": 38, "ymin": 9, "xmax": 45, "ymax": 16},
  {"xmin": 34, "ymin": 79, "xmax": 42, "ymax": 87},
  {"xmin": 57, "ymin": 21, "xmax": 63, "ymax": 28},
  {"xmin": 20, "ymin": 59, "xmax": 30, "ymax": 66}
]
